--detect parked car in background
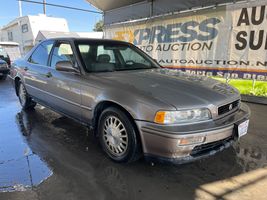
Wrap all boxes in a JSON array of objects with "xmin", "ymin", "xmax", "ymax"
[
  {"xmin": 0, "ymin": 59, "xmax": 9, "ymax": 80},
  {"xmin": 0, "ymin": 47, "xmax": 11, "ymax": 66},
  {"xmin": 0, "ymin": 42, "xmax": 21, "ymax": 66},
  {"xmin": 9, "ymin": 38, "xmax": 250, "ymax": 164}
]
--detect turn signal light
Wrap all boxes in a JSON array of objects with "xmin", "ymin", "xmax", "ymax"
[
  {"xmin": 154, "ymin": 111, "xmax": 166, "ymax": 124},
  {"xmin": 177, "ymin": 137, "xmax": 205, "ymax": 146}
]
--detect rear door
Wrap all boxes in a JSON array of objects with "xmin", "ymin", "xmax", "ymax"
[
  {"xmin": 45, "ymin": 41, "xmax": 82, "ymax": 120},
  {"xmin": 24, "ymin": 40, "xmax": 54, "ymax": 102}
]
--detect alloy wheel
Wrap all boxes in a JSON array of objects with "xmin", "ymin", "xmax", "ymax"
[{"xmin": 103, "ymin": 116, "xmax": 128, "ymax": 156}]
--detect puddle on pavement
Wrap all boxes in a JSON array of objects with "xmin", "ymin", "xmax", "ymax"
[
  {"xmin": 0, "ymin": 108, "xmax": 52, "ymax": 192},
  {"xmin": 234, "ymin": 142, "xmax": 267, "ymax": 172},
  {"xmin": 0, "ymin": 154, "xmax": 52, "ymax": 192}
]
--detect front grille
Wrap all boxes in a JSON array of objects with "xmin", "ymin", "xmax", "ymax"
[
  {"xmin": 190, "ymin": 136, "xmax": 233, "ymax": 157},
  {"xmin": 218, "ymin": 100, "xmax": 239, "ymax": 115}
]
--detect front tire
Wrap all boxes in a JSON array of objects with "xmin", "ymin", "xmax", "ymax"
[
  {"xmin": 98, "ymin": 107, "xmax": 141, "ymax": 163},
  {"xmin": 18, "ymin": 81, "xmax": 36, "ymax": 110}
]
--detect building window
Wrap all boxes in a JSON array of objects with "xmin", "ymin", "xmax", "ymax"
[
  {"xmin": 8, "ymin": 32, "xmax": 13, "ymax": 41},
  {"xmin": 21, "ymin": 24, "xmax": 28, "ymax": 33}
]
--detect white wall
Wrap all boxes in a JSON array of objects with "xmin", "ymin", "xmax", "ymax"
[
  {"xmin": 0, "ymin": 21, "xmax": 28, "ymax": 54},
  {"xmin": 76, "ymin": 32, "xmax": 103, "ymax": 38},
  {"xmin": 29, "ymin": 14, "xmax": 69, "ymax": 39},
  {"xmin": 1, "ymin": 14, "xmax": 69, "ymax": 55}
]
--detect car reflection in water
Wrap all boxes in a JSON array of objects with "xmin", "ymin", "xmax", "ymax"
[
  {"xmin": 3, "ymin": 106, "xmax": 264, "ymax": 199},
  {"xmin": 0, "ymin": 111, "xmax": 52, "ymax": 192}
]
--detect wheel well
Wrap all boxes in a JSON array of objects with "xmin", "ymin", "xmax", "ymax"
[
  {"xmin": 93, "ymin": 101, "xmax": 134, "ymax": 128},
  {"xmin": 14, "ymin": 77, "xmax": 21, "ymax": 96},
  {"xmin": 93, "ymin": 101, "xmax": 139, "ymax": 136},
  {"xmin": 93, "ymin": 101, "xmax": 143, "ymax": 153}
]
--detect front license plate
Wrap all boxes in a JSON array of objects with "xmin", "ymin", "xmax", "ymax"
[
  {"xmin": 0, "ymin": 73, "xmax": 3, "ymax": 75},
  {"xmin": 238, "ymin": 120, "xmax": 249, "ymax": 137}
]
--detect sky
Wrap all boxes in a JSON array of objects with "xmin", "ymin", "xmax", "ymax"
[{"xmin": 0, "ymin": 0, "xmax": 102, "ymax": 32}]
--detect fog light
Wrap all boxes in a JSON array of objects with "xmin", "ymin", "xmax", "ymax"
[{"xmin": 177, "ymin": 136, "xmax": 205, "ymax": 146}]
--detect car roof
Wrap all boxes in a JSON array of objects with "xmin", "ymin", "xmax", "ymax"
[{"xmin": 43, "ymin": 37, "xmax": 131, "ymax": 45}]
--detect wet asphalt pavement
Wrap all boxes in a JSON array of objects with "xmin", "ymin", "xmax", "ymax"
[{"xmin": 0, "ymin": 78, "xmax": 267, "ymax": 200}]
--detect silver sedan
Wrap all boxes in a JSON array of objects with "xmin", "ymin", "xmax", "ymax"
[{"xmin": 9, "ymin": 38, "xmax": 250, "ymax": 164}]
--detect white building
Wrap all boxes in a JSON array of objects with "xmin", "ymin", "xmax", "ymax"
[
  {"xmin": 0, "ymin": 14, "xmax": 69, "ymax": 55},
  {"xmin": 76, "ymin": 32, "xmax": 103, "ymax": 39},
  {"xmin": 35, "ymin": 30, "xmax": 103, "ymax": 43},
  {"xmin": 35, "ymin": 31, "xmax": 80, "ymax": 43}
]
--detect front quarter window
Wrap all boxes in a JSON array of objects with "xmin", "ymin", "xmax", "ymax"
[{"xmin": 29, "ymin": 40, "xmax": 54, "ymax": 66}]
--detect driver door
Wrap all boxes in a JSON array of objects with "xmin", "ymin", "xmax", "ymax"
[{"xmin": 45, "ymin": 41, "xmax": 82, "ymax": 120}]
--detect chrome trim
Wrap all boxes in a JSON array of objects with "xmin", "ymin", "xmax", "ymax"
[{"xmin": 81, "ymin": 105, "xmax": 92, "ymax": 111}]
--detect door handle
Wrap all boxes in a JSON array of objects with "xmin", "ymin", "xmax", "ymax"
[
  {"xmin": 46, "ymin": 72, "xmax": 52, "ymax": 78},
  {"xmin": 23, "ymin": 66, "xmax": 29, "ymax": 71}
]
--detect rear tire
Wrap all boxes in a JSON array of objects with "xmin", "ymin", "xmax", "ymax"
[
  {"xmin": 18, "ymin": 81, "xmax": 36, "ymax": 110},
  {"xmin": 98, "ymin": 107, "xmax": 141, "ymax": 163}
]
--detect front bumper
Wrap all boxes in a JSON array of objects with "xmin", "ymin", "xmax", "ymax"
[{"xmin": 136, "ymin": 103, "xmax": 250, "ymax": 164}]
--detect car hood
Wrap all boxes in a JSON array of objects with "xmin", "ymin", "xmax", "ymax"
[{"xmin": 93, "ymin": 68, "xmax": 240, "ymax": 109}]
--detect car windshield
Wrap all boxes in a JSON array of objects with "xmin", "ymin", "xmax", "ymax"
[{"xmin": 76, "ymin": 41, "xmax": 159, "ymax": 72}]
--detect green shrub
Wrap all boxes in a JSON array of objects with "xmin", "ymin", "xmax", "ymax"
[{"xmin": 212, "ymin": 77, "xmax": 267, "ymax": 97}]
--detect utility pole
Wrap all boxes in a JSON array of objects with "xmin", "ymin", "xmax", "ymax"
[
  {"xmin": 43, "ymin": 0, "xmax": 46, "ymax": 15},
  {"xmin": 18, "ymin": 0, "xmax": 22, "ymax": 17}
]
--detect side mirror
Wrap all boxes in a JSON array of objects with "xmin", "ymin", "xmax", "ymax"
[{"xmin": 55, "ymin": 61, "xmax": 79, "ymax": 73}]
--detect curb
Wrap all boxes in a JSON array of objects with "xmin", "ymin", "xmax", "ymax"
[{"xmin": 241, "ymin": 95, "xmax": 267, "ymax": 105}]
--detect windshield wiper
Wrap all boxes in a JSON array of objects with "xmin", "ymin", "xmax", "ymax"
[
  {"xmin": 91, "ymin": 69, "xmax": 115, "ymax": 73},
  {"xmin": 116, "ymin": 67, "xmax": 157, "ymax": 71}
]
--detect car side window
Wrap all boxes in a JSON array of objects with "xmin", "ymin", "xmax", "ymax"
[
  {"xmin": 50, "ymin": 43, "xmax": 74, "ymax": 68},
  {"xmin": 29, "ymin": 40, "xmax": 54, "ymax": 65}
]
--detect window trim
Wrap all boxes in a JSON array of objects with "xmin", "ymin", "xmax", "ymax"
[
  {"xmin": 48, "ymin": 40, "xmax": 78, "ymax": 70},
  {"xmin": 7, "ymin": 31, "xmax": 13, "ymax": 41},
  {"xmin": 21, "ymin": 24, "xmax": 29, "ymax": 33},
  {"xmin": 28, "ymin": 40, "xmax": 55, "ymax": 66}
]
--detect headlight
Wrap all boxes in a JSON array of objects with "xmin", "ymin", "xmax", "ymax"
[{"xmin": 154, "ymin": 108, "xmax": 211, "ymax": 124}]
